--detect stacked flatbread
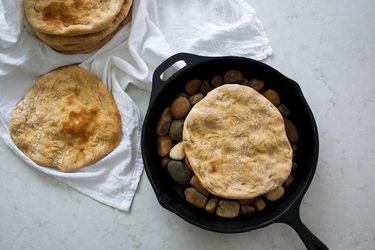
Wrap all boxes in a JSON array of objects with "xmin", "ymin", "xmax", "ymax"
[{"xmin": 24, "ymin": 0, "xmax": 133, "ymax": 54}]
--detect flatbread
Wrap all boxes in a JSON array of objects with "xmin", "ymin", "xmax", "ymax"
[
  {"xmin": 183, "ymin": 84, "xmax": 292, "ymax": 199},
  {"xmin": 10, "ymin": 66, "xmax": 122, "ymax": 172},
  {"xmin": 37, "ymin": 10, "xmax": 132, "ymax": 54},
  {"xmin": 24, "ymin": 0, "xmax": 125, "ymax": 36},
  {"xmin": 34, "ymin": 1, "xmax": 132, "ymax": 47}
]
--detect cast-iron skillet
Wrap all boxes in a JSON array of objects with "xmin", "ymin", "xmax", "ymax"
[{"xmin": 141, "ymin": 53, "xmax": 328, "ymax": 250}]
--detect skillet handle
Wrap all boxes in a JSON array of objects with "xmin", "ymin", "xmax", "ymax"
[
  {"xmin": 150, "ymin": 53, "xmax": 209, "ymax": 105},
  {"xmin": 280, "ymin": 202, "xmax": 329, "ymax": 250}
]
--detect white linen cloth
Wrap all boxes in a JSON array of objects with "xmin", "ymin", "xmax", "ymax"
[{"xmin": 0, "ymin": 0, "xmax": 272, "ymax": 211}]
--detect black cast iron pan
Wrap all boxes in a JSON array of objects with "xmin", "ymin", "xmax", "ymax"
[{"xmin": 141, "ymin": 53, "xmax": 328, "ymax": 250}]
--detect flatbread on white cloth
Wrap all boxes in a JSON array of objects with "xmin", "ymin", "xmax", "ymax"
[
  {"xmin": 183, "ymin": 84, "xmax": 292, "ymax": 199},
  {"xmin": 10, "ymin": 66, "xmax": 122, "ymax": 172}
]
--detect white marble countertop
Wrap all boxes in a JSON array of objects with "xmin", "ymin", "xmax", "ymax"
[{"xmin": 1, "ymin": 0, "xmax": 374, "ymax": 249}]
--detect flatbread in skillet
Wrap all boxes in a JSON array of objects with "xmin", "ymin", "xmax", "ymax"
[{"xmin": 183, "ymin": 84, "xmax": 292, "ymax": 199}]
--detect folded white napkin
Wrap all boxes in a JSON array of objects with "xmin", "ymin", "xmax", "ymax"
[{"xmin": 0, "ymin": 0, "xmax": 272, "ymax": 211}]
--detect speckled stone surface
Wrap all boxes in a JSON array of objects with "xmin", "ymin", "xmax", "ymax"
[{"xmin": 1, "ymin": 0, "xmax": 375, "ymax": 249}]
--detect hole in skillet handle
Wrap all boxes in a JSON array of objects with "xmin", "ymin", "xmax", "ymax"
[
  {"xmin": 150, "ymin": 53, "xmax": 209, "ymax": 106},
  {"xmin": 160, "ymin": 60, "xmax": 187, "ymax": 81}
]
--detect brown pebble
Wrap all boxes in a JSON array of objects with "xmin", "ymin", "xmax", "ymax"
[
  {"xmin": 292, "ymin": 161, "xmax": 298, "ymax": 172},
  {"xmin": 248, "ymin": 78, "xmax": 265, "ymax": 92},
  {"xmin": 178, "ymin": 93, "xmax": 189, "ymax": 98},
  {"xmin": 284, "ymin": 118, "xmax": 299, "ymax": 143},
  {"xmin": 254, "ymin": 198, "xmax": 266, "ymax": 211},
  {"xmin": 201, "ymin": 80, "xmax": 214, "ymax": 95},
  {"xmin": 283, "ymin": 175, "xmax": 294, "ymax": 187},
  {"xmin": 223, "ymin": 70, "xmax": 243, "ymax": 84},
  {"xmin": 241, "ymin": 78, "xmax": 249, "ymax": 86},
  {"xmin": 184, "ymin": 188, "xmax": 208, "ymax": 209},
  {"xmin": 170, "ymin": 96, "xmax": 190, "ymax": 119},
  {"xmin": 185, "ymin": 79, "xmax": 202, "ymax": 95},
  {"xmin": 263, "ymin": 89, "xmax": 281, "ymax": 106},
  {"xmin": 161, "ymin": 156, "xmax": 170, "ymax": 167},
  {"xmin": 157, "ymin": 135, "xmax": 173, "ymax": 157},
  {"xmin": 205, "ymin": 197, "xmax": 219, "ymax": 213},
  {"xmin": 188, "ymin": 93, "xmax": 204, "ymax": 106},
  {"xmin": 278, "ymin": 104, "xmax": 291, "ymax": 117},
  {"xmin": 265, "ymin": 186, "xmax": 285, "ymax": 201},
  {"xmin": 210, "ymin": 75, "xmax": 223, "ymax": 87},
  {"xmin": 240, "ymin": 205, "xmax": 256, "ymax": 216},
  {"xmin": 190, "ymin": 175, "xmax": 210, "ymax": 196},
  {"xmin": 156, "ymin": 107, "xmax": 172, "ymax": 136},
  {"xmin": 216, "ymin": 200, "xmax": 240, "ymax": 218},
  {"xmin": 239, "ymin": 198, "xmax": 255, "ymax": 205}
]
